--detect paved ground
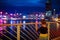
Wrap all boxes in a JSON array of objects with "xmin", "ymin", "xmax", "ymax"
[{"xmin": 52, "ymin": 37, "xmax": 60, "ymax": 40}]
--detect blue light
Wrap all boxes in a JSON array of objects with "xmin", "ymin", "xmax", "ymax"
[
  {"xmin": 23, "ymin": 16, "xmax": 26, "ymax": 19},
  {"xmin": 23, "ymin": 21, "xmax": 26, "ymax": 30},
  {"xmin": 10, "ymin": 20, "xmax": 13, "ymax": 24}
]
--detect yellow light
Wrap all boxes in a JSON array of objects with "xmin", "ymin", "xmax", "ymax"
[{"xmin": 54, "ymin": 18, "xmax": 58, "ymax": 21}]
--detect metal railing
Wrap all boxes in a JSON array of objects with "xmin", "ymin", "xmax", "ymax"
[
  {"xmin": 47, "ymin": 21, "xmax": 60, "ymax": 40},
  {"xmin": 0, "ymin": 22, "xmax": 39, "ymax": 40},
  {"xmin": 0, "ymin": 22, "xmax": 60, "ymax": 40}
]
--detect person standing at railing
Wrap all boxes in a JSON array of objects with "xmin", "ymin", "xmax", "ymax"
[{"xmin": 37, "ymin": 19, "xmax": 48, "ymax": 40}]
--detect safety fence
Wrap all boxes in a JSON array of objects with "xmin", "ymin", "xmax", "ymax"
[
  {"xmin": 0, "ymin": 22, "xmax": 60, "ymax": 40},
  {"xmin": 0, "ymin": 22, "xmax": 40, "ymax": 40},
  {"xmin": 49, "ymin": 22, "xmax": 60, "ymax": 40}
]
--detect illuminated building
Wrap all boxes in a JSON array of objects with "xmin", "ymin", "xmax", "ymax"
[
  {"xmin": 23, "ymin": 16, "xmax": 26, "ymax": 19},
  {"xmin": 53, "ymin": 9, "xmax": 56, "ymax": 15},
  {"xmin": 45, "ymin": 0, "xmax": 52, "ymax": 17}
]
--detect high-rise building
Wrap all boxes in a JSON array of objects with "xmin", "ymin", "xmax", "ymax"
[
  {"xmin": 46, "ymin": 0, "xmax": 51, "ymax": 10},
  {"xmin": 45, "ymin": 0, "xmax": 52, "ymax": 17}
]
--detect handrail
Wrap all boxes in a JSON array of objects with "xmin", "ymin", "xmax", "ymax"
[
  {"xmin": 0, "ymin": 22, "xmax": 60, "ymax": 40},
  {"xmin": 0, "ymin": 21, "xmax": 60, "ymax": 26}
]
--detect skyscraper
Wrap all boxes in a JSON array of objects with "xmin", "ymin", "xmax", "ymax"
[
  {"xmin": 45, "ymin": 0, "xmax": 52, "ymax": 17},
  {"xmin": 46, "ymin": 0, "xmax": 51, "ymax": 10}
]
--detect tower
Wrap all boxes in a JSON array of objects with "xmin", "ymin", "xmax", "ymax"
[
  {"xmin": 46, "ymin": 0, "xmax": 51, "ymax": 10},
  {"xmin": 45, "ymin": 0, "xmax": 52, "ymax": 17}
]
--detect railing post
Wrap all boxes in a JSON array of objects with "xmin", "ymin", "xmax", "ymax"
[
  {"xmin": 48, "ymin": 22, "xmax": 50, "ymax": 40},
  {"xmin": 17, "ymin": 24, "xmax": 21, "ymax": 40},
  {"xmin": 35, "ymin": 21, "xmax": 38, "ymax": 31}
]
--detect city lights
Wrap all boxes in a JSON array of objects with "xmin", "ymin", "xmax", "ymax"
[
  {"xmin": 23, "ymin": 21, "xmax": 26, "ymax": 30},
  {"xmin": 0, "ymin": 0, "xmax": 60, "ymax": 40},
  {"xmin": 20, "ymin": 13, "xmax": 22, "ymax": 15},
  {"xmin": 5, "ymin": 12, "xmax": 8, "ymax": 14},
  {"xmin": 4, "ymin": 20, "xmax": 7, "ymax": 23},
  {"xmin": 0, "ymin": 27, "xmax": 3, "ymax": 31},
  {"xmin": 0, "ymin": 11, "xmax": 60, "ymax": 40},
  {"xmin": 3, "ymin": 15, "xmax": 7, "ymax": 18},
  {"xmin": 17, "ymin": 13, "xmax": 19, "ymax": 15},
  {"xmin": 23, "ymin": 16, "xmax": 26, "ymax": 19},
  {"xmin": 36, "ymin": 14, "xmax": 38, "ymax": 16},
  {"xmin": 10, "ymin": 20, "xmax": 13, "ymax": 24},
  {"xmin": 23, "ymin": 21, "xmax": 26, "ymax": 24},
  {"xmin": 0, "ymin": 12, "xmax": 2, "ymax": 14},
  {"xmin": 10, "ymin": 13, "xmax": 13, "ymax": 16},
  {"xmin": 0, "ymin": 19, "xmax": 3, "ymax": 23}
]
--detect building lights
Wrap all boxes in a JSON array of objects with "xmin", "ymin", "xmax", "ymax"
[
  {"xmin": 0, "ymin": 15, "xmax": 2, "ymax": 18},
  {"xmin": 23, "ymin": 21, "xmax": 26, "ymax": 24},
  {"xmin": 4, "ymin": 20, "xmax": 7, "ymax": 23},
  {"xmin": 5, "ymin": 12, "xmax": 8, "ymax": 14},
  {"xmin": 14, "ymin": 14, "xmax": 16, "ymax": 16},
  {"xmin": 23, "ymin": 21, "xmax": 26, "ymax": 30},
  {"xmin": 0, "ymin": 12, "xmax": 2, "ymax": 14},
  {"xmin": 3, "ymin": 15, "xmax": 7, "ymax": 18},
  {"xmin": 36, "ymin": 20, "xmax": 38, "ymax": 23},
  {"xmin": 10, "ymin": 20, "xmax": 13, "ymax": 24},
  {"xmin": 39, "ymin": 14, "xmax": 45, "ymax": 19},
  {"xmin": 36, "ymin": 14, "xmax": 38, "ymax": 16},
  {"xmin": 0, "ymin": 19, "xmax": 3, "ymax": 23},
  {"xmin": 23, "ymin": 16, "xmax": 26, "ymax": 19},
  {"xmin": 17, "ymin": 13, "xmax": 19, "ymax": 15},
  {"xmin": 10, "ymin": 14, "xmax": 13, "ymax": 16},
  {"xmin": 20, "ymin": 13, "xmax": 22, "ymax": 15},
  {"xmin": 0, "ymin": 19, "xmax": 3, "ymax": 33}
]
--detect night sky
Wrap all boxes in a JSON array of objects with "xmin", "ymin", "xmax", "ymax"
[
  {"xmin": 0, "ymin": 0, "xmax": 46, "ymax": 7},
  {"xmin": 0, "ymin": 0, "xmax": 60, "ymax": 13}
]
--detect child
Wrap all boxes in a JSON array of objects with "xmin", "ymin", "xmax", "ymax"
[{"xmin": 38, "ymin": 19, "xmax": 48, "ymax": 40}]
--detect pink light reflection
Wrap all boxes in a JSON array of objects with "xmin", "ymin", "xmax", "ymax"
[
  {"xmin": 0, "ymin": 27, "xmax": 3, "ymax": 31},
  {"xmin": 0, "ymin": 19, "xmax": 3, "ymax": 24},
  {"xmin": 0, "ymin": 12, "xmax": 2, "ymax": 14}
]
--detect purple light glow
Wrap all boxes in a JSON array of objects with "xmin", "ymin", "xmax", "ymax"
[
  {"xmin": 36, "ymin": 14, "xmax": 38, "ymax": 16},
  {"xmin": 17, "ymin": 13, "xmax": 19, "ymax": 15},
  {"xmin": 10, "ymin": 14, "xmax": 13, "ymax": 16},
  {"xmin": 3, "ymin": 15, "xmax": 7, "ymax": 18},
  {"xmin": 0, "ymin": 27, "xmax": 3, "ymax": 31},
  {"xmin": 0, "ymin": 19, "xmax": 3, "ymax": 23},
  {"xmin": 0, "ymin": 12, "xmax": 2, "ymax": 14},
  {"xmin": 14, "ymin": 14, "xmax": 16, "ymax": 16},
  {"xmin": 5, "ymin": 12, "xmax": 8, "ymax": 14},
  {"xmin": 20, "ymin": 13, "xmax": 22, "ymax": 15},
  {"xmin": 4, "ymin": 20, "xmax": 7, "ymax": 23},
  {"xmin": 36, "ymin": 20, "xmax": 38, "ymax": 23}
]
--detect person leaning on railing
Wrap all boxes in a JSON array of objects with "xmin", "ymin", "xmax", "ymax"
[{"xmin": 38, "ymin": 19, "xmax": 48, "ymax": 40}]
